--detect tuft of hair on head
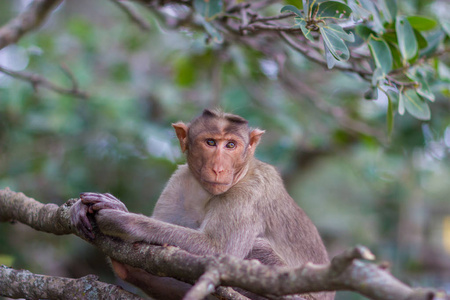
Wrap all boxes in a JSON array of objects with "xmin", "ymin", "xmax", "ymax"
[
  {"xmin": 202, "ymin": 108, "xmax": 248, "ymax": 125},
  {"xmin": 201, "ymin": 109, "xmax": 218, "ymax": 118}
]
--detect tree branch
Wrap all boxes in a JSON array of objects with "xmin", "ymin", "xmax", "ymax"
[
  {"xmin": 0, "ymin": 0, "xmax": 62, "ymax": 50},
  {"xmin": 278, "ymin": 68, "xmax": 387, "ymax": 142},
  {"xmin": 185, "ymin": 268, "xmax": 221, "ymax": 300},
  {"xmin": 0, "ymin": 65, "xmax": 89, "ymax": 98},
  {"xmin": 109, "ymin": 0, "xmax": 151, "ymax": 32},
  {"xmin": 1, "ymin": 188, "xmax": 448, "ymax": 300},
  {"xmin": 0, "ymin": 266, "xmax": 143, "ymax": 300}
]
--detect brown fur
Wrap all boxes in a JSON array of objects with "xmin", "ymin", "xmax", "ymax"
[{"xmin": 73, "ymin": 109, "xmax": 334, "ymax": 300}]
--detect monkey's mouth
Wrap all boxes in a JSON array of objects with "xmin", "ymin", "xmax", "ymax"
[{"xmin": 203, "ymin": 180, "xmax": 230, "ymax": 186}]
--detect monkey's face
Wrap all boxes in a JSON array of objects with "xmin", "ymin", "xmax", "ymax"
[
  {"xmin": 173, "ymin": 110, "xmax": 264, "ymax": 195},
  {"xmin": 188, "ymin": 133, "xmax": 250, "ymax": 195}
]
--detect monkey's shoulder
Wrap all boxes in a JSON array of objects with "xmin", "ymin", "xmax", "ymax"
[{"xmin": 247, "ymin": 159, "xmax": 284, "ymax": 187}]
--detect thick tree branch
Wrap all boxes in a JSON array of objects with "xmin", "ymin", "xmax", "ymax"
[
  {"xmin": 0, "ymin": 266, "xmax": 143, "ymax": 300},
  {"xmin": 0, "ymin": 0, "xmax": 62, "ymax": 50},
  {"xmin": 0, "ymin": 188, "xmax": 448, "ymax": 300}
]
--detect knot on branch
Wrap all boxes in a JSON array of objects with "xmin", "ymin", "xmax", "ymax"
[{"xmin": 329, "ymin": 245, "xmax": 375, "ymax": 275}]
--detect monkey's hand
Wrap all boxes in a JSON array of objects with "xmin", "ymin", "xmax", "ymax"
[
  {"xmin": 70, "ymin": 198, "xmax": 95, "ymax": 240},
  {"xmin": 70, "ymin": 193, "xmax": 128, "ymax": 240},
  {"xmin": 80, "ymin": 192, "xmax": 129, "ymax": 214}
]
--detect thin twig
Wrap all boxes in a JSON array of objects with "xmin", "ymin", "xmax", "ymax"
[
  {"xmin": 279, "ymin": 68, "xmax": 386, "ymax": 142},
  {"xmin": 240, "ymin": 23, "xmax": 303, "ymax": 33},
  {"xmin": 109, "ymin": 0, "xmax": 151, "ymax": 32},
  {"xmin": 0, "ymin": 66, "xmax": 88, "ymax": 99},
  {"xmin": 250, "ymin": 12, "xmax": 296, "ymax": 24},
  {"xmin": 279, "ymin": 31, "xmax": 373, "ymax": 78}
]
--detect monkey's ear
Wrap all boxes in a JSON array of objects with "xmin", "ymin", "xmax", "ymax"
[
  {"xmin": 248, "ymin": 129, "xmax": 265, "ymax": 154},
  {"xmin": 172, "ymin": 122, "xmax": 189, "ymax": 153}
]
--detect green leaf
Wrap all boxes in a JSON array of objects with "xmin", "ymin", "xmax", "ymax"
[
  {"xmin": 281, "ymin": 5, "xmax": 304, "ymax": 17},
  {"xmin": 387, "ymin": 41, "xmax": 403, "ymax": 69},
  {"xmin": 387, "ymin": 96, "xmax": 394, "ymax": 136},
  {"xmin": 359, "ymin": 0, "xmax": 384, "ymax": 33},
  {"xmin": 403, "ymin": 89, "xmax": 431, "ymax": 120},
  {"xmin": 398, "ymin": 89, "xmax": 405, "ymax": 115},
  {"xmin": 407, "ymin": 16, "xmax": 438, "ymax": 31},
  {"xmin": 284, "ymin": 0, "xmax": 302, "ymax": 10},
  {"xmin": 326, "ymin": 24, "xmax": 355, "ymax": 42},
  {"xmin": 320, "ymin": 25, "xmax": 350, "ymax": 61},
  {"xmin": 368, "ymin": 35, "xmax": 393, "ymax": 75},
  {"xmin": 324, "ymin": 43, "xmax": 338, "ymax": 69},
  {"xmin": 295, "ymin": 18, "xmax": 315, "ymax": 42},
  {"xmin": 414, "ymin": 29, "xmax": 428, "ymax": 49},
  {"xmin": 420, "ymin": 31, "xmax": 444, "ymax": 57},
  {"xmin": 303, "ymin": 0, "xmax": 310, "ymax": 16},
  {"xmin": 348, "ymin": 0, "xmax": 371, "ymax": 20},
  {"xmin": 174, "ymin": 56, "xmax": 196, "ymax": 87},
  {"xmin": 384, "ymin": 89, "xmax": 396, "ymax": 136},
  {"xmin": 199, "ymin": 17, "xmax": 224, "ymax": 44},
  {"xmin": 355, "ymin": 24, "xmax": 375, "ymax": 41},
  {"xmin": 438, "ymin": 62, "xmax": 450, "ymax": 83},
  {"xmin": 371, "ymin": 67, "xmax": 385, "ymax": 86},
  {"xmin": 193, "ymin": 0, "xmax": 223, "ymax": 20},
  {"xmin": 381, "ymin": 0, "xmax": 397, "ymax": 23},
  {"xmin": 316, "ymin": 1, "xmax": 352, "ymax": 19},
  {"xmin": 364, "ymin": 86, "xmax": 378, "ymax": 100},
  {"xmin": 441, "ymin": 21, "xmax": 450, "ymax": 36},
  {"xmin": 396, "ymin": 16, "xmax": 418, "ymax": 62},
  {"xmin": 406, "ymin": 68, "xmax": 435, "ymax": 102},
  {"xmin": 386, "ymin": 88, "xmax": 399, "ymax": 104}
]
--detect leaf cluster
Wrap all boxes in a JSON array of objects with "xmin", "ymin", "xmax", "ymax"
[{"xmin": 278, "ymin": 0, "xmax": 450, "ymax": 127}]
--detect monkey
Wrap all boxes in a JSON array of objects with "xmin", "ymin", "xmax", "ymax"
[{"xmin": 71, "ymin": 109, "xmax": 334, "ymax": 300}]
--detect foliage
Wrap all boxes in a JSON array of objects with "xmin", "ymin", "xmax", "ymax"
[
  {"xmin": 277, "ymin": 0, "xmax": 449, "ymax": 123},
  {"xmin": 0, "ymin": 0, "xmax": 449, "ymax": 299}
]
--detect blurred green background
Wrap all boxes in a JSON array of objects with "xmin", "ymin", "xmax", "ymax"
[{"xmin": 0, "ymin": 0, "xmax": 449, "ymax": 299}]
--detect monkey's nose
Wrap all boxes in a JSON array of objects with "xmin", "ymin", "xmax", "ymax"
[{"xmin": 212, "ymin": 166, "xmax": 224, "ymax": 176}]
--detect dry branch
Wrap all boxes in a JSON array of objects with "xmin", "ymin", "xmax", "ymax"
[
  {"xmin": 0, "ymin": 0, "xmax": 62, "ymax": 50},
  {"xmin": 0, "ymin": 266, "xmax": 143, "ymax": 300},
  {"xmin": 0, "ymin": 187, "xmax": 448, "ymax": 300}
]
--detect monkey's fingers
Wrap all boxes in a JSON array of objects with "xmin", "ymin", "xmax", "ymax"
[
  {"xmin": 80, "ymin": 193, "xmax": 110, "ymax": 207},
  {"xmin": 78, "ymin": 208, "xmax": 95, "ymax": 240},
  {"xmin": 70, "ymin": 201, "xmax": 95, "ymax": 240},
  {"xmin": 77, "ymin": 220, "xmax": 95, "ymax": 240},
  {"xmin": 80, "ymin": 192, "xmax": 104, "ymax": 203},
  {"xmin": 104, "ymin": 193, "xmax": 120, "ymax": 201},
  {"xmin": 103, "ymin": 193, "xmax": 128, "ymax": 211},
  {"xmin": 80, "ymin": 193, "xmax": 129, "ymax": 213},
  {"xmin": 90, "ymin": 201, "xmax": 127, "ymax": 212}
]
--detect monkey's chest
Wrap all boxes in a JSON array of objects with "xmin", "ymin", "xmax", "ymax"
[{"xmin": 179, "ymin": 202, "xmax": 206, "ymax": 229}]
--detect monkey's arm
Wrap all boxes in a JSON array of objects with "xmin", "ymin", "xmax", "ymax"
[{"xmin": 76, "ymin": 193, "xmax": 262, "ymax": 258}]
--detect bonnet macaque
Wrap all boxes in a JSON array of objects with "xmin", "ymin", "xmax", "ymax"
[{"xmin": 71, "ymin": 109, "xmax": 333, "ymax": 300}]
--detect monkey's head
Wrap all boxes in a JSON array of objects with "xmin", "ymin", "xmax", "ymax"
[{"xmin": 172, "ymin": 109, "xmax": 264, "ymax": 195}]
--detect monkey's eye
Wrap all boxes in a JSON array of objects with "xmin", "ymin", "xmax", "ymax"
[
  {"xmin": 206, "ymin": 139, "xmax": 216, "ymax": 146},
  {"xmin": 226, "ymin": 141, "xmax": 236, "ymax": 149}
]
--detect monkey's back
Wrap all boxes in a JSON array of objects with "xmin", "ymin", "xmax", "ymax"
[{"xmin": 249, "ymin": 159, "xmax": 330, "ymax": 267}]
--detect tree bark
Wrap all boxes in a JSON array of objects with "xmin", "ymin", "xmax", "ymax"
[{"xmin": 0, "ymin": 188, "xmax": 447, "ymax": 300}]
